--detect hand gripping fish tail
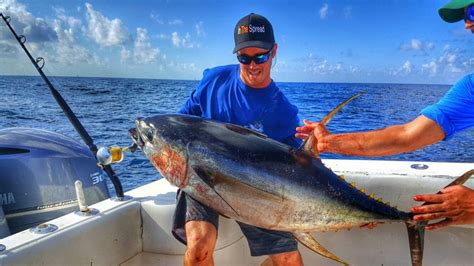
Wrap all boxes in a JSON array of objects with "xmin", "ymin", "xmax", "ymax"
[{"xmin": 406, "ymin": 169, "xmax": 474, "ymax": 266}]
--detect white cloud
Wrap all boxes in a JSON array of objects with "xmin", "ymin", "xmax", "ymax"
[
  {"xmin": 168, "ymin": 61, "xmax": 198, "ymax": 72},
  {"xmin": 0, "ymin": 0, "xmax": 102, "ymax": 67},
  {"xmin": 133, "ymin": 28, "xmax": 160, "ymax": 64},
  {"xmin": 402, "ymin": 60, "xmax": 413, "ymax": 74},
  {"xmin": 421, "ymin": 61, "xmax": 438, "ymax": 76},
  {"xmin": 150, "ymin": 12, "xmax": 164, "ymax": 24},
  {"xmin": 319, "ymin": 4, "xmax": 329, "ymax": 19},
  {"xmin": 439, "ymin": 52, "xmax": 457, "ymax": 64},
  {"xmin": 462, "ymin": 58, "xmax": 474, "ymax": 68},
  {"xmin": 171, "ymin": 31, "xmax": 195, "ymax": 48},
  {"xmin": 303, "ymin": 54, "xmax": 349, "ymax": 75},
  {"xmin": 51, "ymin": 18, "xmax": 101, "ymax": 65},
  {"xmin": 0, "ymin": 42, "xmax": 17, "ymax": 54},
  {"xmin": 421, "ymin": 46, "xmax": 471, "ymax": 76},
  {"xmin": 53, "ymin": 7, "xmax": 82, "ymax": 43},
  {"xmin": 437, "ymin": 49, "xmax": 463, "ymax": 74},
  {"xmin": 391, "ymin": 60, "xmax": 413, "ymax": 76},
  {"xmin": 400, "ymin": 39, "xmax": 435, "ymax": 51},
  {"xmin": 0, "ymin": 0, "xmax": 57, "ymax": 43},
  {"xmin": 195, "ymin": 21, "xmax": 206, "ymax": 37},
  {"xmin": 120, "ymin": 46, "xmax": 131, "ymax": 63},
  {"xmin": 408, "ymin": 39, "xmax": 422, "ymax": 50},
  {"xmin": 425, "ymin": 42, "xmax": 435, "ymax": 50},
  {"xmin": 85, "ymin": 3, "xmax": 129, "ymax": 47},
  {"xmin": 272, "ymin": 59, "xmax": 286, "ymax": 73},
  {"xmin": 169, "ymin": 19, "xmax": 183, "ymax": 26},
  {"xmin": 172, "ymin": 32, "xmax": 180, "ymax": 47}
]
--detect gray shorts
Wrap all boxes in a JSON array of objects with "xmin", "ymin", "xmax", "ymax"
[{"xmin": 172, "ymin": 191, "xmax": 298, "ymax": 256}]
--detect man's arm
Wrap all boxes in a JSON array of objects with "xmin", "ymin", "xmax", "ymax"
[
  {"xmin": 178, "ymin": 89, "xmax": 202, "ymax": 116},
  {"xmin": 296, "ymin": 115, "xmax": 446, "ymax": 156}
]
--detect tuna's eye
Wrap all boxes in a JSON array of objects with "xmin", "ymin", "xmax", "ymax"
[{"xmin": 145, "ymin": 128, "xmax": 154, "ymax": 142}]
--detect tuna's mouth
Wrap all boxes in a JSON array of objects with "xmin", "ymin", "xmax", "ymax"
[{"xmin": 128, "ymin": 127, "xmax": 144, "ymax": 151}]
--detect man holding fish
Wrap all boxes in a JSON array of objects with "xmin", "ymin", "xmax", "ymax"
[
  {"xmin": 174, "ymin": 13, "xmax": 304, "ymax": 266},
  {"xmin": 296, "ymin": 0, "xmax": 474, "ymax": 231}
]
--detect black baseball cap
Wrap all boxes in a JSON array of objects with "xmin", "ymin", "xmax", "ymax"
[{"xmin": 233, "ymin": 13, "xmax": 275, "ymax": 53}]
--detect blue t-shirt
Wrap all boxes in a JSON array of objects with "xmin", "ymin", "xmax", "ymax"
[
  {"xmin": 420, "ymin": 73, "xmax": 474, "ymax": 140},
  {"xmin": 179, "ymin": 64, "xmax": 301, "ymax": 147}
]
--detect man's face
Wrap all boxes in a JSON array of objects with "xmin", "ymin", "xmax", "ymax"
[
  {"xmin": 465, "ymin": 5, "xmax": 474, "ymax": 33},
  {"xmin": 465, "ymin": 20, "xmax": 474, "ymax": 32},
  {"xmin": 237, "ymin": 45, "xmax": 277, "ymax": 88}
]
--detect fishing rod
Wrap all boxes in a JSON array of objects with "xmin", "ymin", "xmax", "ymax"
[{"xmin": 0, "ymin": 13, "xmax": 124, "ymax": 199}]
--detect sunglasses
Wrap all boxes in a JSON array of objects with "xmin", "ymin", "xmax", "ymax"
[
  {"xmin": 465, "ymin": 4, "xmax": 474, "ymax": 22},
  {"xmin": 237, "ymin": 47, "xmax": 273, "ymax": 65}
]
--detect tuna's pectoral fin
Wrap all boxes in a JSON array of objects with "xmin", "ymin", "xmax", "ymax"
[
  {"xmin": 186, "ymin": 142, "xmax": 239, "ymax": 217},
  {"xmin": 292, "ymin": 231, "xmax": 349, "ymax": 266},
  {"xmin": 190, "ymin": 165, "xmax": 240, "ymax": 217}
]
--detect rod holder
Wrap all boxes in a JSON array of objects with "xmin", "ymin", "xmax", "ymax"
[
  {"xmin": 30, "ymin": 223, "xmax": 58, "ymax": 234},
  {"xmin": 75, "ymin": 180, "xmax": 90, "ymax": 212},
  {"xmin": 74, "ymin": 180, "xmax": 99, "ymax": 216}
]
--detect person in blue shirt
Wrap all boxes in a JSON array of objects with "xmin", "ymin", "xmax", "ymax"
[
  {"xmin": 174, "ymin": 13, "xmax": 304, "ymax": 266},
  {"xmin": 296, "ymin": 0, "xmax": 474, "ymax": 231}
]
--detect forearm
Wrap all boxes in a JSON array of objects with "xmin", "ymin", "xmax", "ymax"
[
  {"xmin": 320, "ymin": 126, "xmax": 411, "ymax": 156},
  {"xmin": 320, "ymin": 119, "xmax": 443, "ymax": 156}
]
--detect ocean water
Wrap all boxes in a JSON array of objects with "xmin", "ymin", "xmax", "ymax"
[{"xmin": 0, "ymin": 75, "xmax": 472, "ymax": 194}]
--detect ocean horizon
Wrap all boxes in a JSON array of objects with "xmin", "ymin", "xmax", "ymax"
[{"xmin": 0, "ymin": 74, "xmax": 455, "ymax": 87}]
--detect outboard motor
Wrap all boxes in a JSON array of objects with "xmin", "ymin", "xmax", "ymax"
[
  {"xmin": 0, "ymin": 205, "xmax": 9, "ymax": 238},
  {"xmin": 0, "ymin": 128, "xmax": 110, "ymax": 233}
]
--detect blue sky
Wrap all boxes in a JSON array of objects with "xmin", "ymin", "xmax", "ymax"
[{"xmin": 0, "ymin": 0, "xmax": 473, "ymax": 84}]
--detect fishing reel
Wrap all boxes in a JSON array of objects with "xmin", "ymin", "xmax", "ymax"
[
  {"xmin": 96, "ymin": 146, "xmax": 126, "ymax": 166},
  {"xmin": 96, "ymin": 128, "xmax": 141, "ymax": 166}
]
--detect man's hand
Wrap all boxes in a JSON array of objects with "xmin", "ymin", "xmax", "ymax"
[
  {"xmin": 295, "ymin": 119, "xmax": 330, "ymax": 153},
  {"xmin": 412, "ymin": 185, "xmax": 474, "ymax": 230}
]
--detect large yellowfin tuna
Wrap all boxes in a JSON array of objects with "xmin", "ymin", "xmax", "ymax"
[{"xmin": 128, "ymin": 94, "xmax": 472, "ymax": 266}]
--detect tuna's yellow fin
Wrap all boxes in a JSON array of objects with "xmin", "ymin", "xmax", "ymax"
[{"xmin": 292, "ymin": 231, "xmax": 349, "ymax": 266}]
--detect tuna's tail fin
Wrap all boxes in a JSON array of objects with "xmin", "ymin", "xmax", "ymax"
[
  {"xmin": 405, "ymin": 220, "xmax": 428, "ymax": 266},
  {"xmin": 405, "ymin": 169, "xmax": 474, "ymax": 266}
]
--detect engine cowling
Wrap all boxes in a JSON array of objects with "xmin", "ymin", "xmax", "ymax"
[{"xmin": 0, "ymin": 128, "xmax": 110, "ymax": 234}]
